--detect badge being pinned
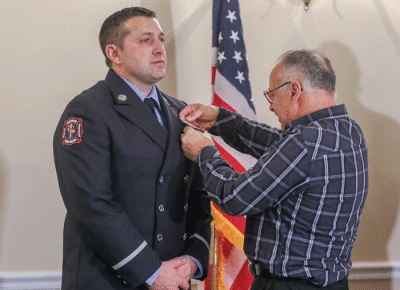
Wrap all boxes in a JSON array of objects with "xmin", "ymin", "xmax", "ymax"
[{"xmin": 62, "ymin": 118, "xmax": 83, "ymax": 145}]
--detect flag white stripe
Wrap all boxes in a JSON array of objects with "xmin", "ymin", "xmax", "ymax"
[
  {"xmin": 214, "ymin": 70, "xmax": 257, "ymax": 121},
  {"xmin": 213, "ymin": 136, "xmax": 257, "ymax": 171},
  {"xmin": 224, "ymin": 246, "xmax": 248, "ymax": 288}
]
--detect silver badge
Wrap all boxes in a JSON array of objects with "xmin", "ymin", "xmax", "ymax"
[{"xmin": 118, "ymin": 95, "xmax": 127, "ymax": 102}]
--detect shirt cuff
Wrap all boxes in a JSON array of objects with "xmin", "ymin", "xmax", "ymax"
[
  {"xmin": 146, "ymin": 265, "xmax": 162, "ymax": 287},
  {"xmin": 182, "ymin": 255, "xmax": 203, "ymax": 279}
]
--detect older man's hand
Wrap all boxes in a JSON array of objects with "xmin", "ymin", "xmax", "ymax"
[
  {"xmin": 179, "ymin": 104, "xmax": 219, "ymax": 132},
  {"xmin": 181, "ymin": 127, "xmax": 214, "ymax": 162}
]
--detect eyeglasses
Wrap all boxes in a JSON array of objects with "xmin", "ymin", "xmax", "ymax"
[{"xmin": 263, "ymin": 81, "xmax": 291, "ymax": 104}]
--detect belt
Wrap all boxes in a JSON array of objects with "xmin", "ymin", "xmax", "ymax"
[
  {"xmin": 248, "ymin": 262, "xmax": 275, "ymax": 278},
  {"xmin": 249, "ymin": 263, "xmax": 349, "ymax": 288},
  {"xmin": 248, "ymin": 263, "xmax": 304, "ymax": 281}
]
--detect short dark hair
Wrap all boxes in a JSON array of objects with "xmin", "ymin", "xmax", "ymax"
[
  {"xmin": 279, "ymin": 50, "xmax": 336, "ymax": 93},
  {"xmin": 99, "ymin": 7, "xmax": 156, "ymax": 67}
]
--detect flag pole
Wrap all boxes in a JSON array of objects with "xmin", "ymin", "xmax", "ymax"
[{"xmin": 209, "ymin": 223, "xmax": 218, "ymax": 289}]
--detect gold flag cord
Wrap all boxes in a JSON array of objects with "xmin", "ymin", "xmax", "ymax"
[
  {"xmin": 211, "ymin": 203, "xmax": 245, "ymax": 252},
  {"xmin": 209, "ymin": 203, "xmax": 247, "ymax": 290}
]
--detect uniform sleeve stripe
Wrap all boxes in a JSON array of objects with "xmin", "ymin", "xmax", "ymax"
[
  {"xmin": 112, "ymin": 241, "xmax": 147, "ymax": 270},
  {"xmin": 190, "ymin": 233, "xmax": 210, "ymax": 251}
]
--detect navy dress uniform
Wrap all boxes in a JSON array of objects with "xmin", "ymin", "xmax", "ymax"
[{"xmin": 53, "ymin": 69, "xmax": 212, "ymax": 289}]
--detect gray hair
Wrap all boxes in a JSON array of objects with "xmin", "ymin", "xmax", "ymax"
[{"xmin": 278, "ymin": 50, "xmax": 336, "ymax": 94}]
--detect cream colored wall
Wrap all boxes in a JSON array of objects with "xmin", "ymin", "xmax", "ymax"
[{"xmin": 0, "ymin": 0, "xmax": 399, "ymax": 279}]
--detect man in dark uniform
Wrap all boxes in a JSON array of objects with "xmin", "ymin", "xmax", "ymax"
[{"xmin": 53, "ymin": 7, "xmax": 212, "ymax": 290}]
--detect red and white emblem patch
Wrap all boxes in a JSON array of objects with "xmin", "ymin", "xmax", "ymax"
[{"xmin": 62, "ymin": 118, "xmax": 83, "ymax": 145}]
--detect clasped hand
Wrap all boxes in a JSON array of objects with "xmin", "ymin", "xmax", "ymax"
[{"xmin": 149, "ymin": 257, "xmax": 197, "ymax": 290}]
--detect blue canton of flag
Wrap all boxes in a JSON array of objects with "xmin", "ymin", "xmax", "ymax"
[{"xmin": 212, "ymin": 0, "xmax": 255, "ymax": 112}]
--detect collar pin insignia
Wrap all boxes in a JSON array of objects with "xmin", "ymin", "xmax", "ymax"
[{"xmin": 118, "ymin": 95, "xmax": 127, "ymax": 102}]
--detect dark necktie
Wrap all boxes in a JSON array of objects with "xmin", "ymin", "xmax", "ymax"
[
  {"xmin": 144, "ymin": 97, "xmax": 158, "ymax": 117},
  {"xmin": 144, "ymin": 97, "xmax": 168, "ymax": 131}
]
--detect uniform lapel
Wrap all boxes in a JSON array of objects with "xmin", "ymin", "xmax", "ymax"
[
  {"xmin": 105, "ymin": 70, "xmax": 168, "ymax": 151},
  {"xmin": 158, "ymin": 91, "xmax": 181, "ymax": 138},
  {"xmin": 157, "ymin": 89, "xmax": 186, "ymax": 165}
]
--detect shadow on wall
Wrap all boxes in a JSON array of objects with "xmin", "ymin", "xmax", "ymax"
[
  {"xmin": 319, "ymin": 42, "xmax": 400, "ymax": 268},
  {"xmin": 141, "ymin": 0, "xmax": 177, "ymax": 97},
  {"xmin": 0, "ymin": 153, "xmax": 6, "ymax": 258},
  {"xmin": 373, "ymin": 0, "xmax": 400, "ymax": 59}
]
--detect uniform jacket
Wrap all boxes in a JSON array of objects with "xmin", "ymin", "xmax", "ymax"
[{"xmin": 53, "ymin": 69, "xmax": 212, "ymax": 289}]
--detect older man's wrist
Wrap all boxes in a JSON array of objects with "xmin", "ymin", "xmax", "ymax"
[{"xmin": 197, "ymin": 145, "xmax": 217, "ymax": 163}]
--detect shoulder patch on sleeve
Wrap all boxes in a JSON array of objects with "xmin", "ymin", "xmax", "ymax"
[{"xmin": 62, "ymin": 118, "xmax": 83, "ymax": 145}]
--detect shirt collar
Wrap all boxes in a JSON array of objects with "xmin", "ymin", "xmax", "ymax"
[
  {"xmin": 286, "ymin": 104, "xmax": 348, "ymax": 129},
  {"xmin": 117, "ymin": 73, "xmax": 161, "ymax": 107}
]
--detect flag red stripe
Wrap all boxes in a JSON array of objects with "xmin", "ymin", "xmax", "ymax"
[
  {"xmin": 221, "ymin": 235, "xmax": 234, "ymax": 258},
  {"xmin": 213, "ymin": 140, "xmax": 244, "ymax": 172},
  {"xmin": 212, "ymin": 93, "xmax": 236, "ymax": 113},
  {"xmin": 212, "ymin": 66, "xmax": 217, "ymax": 85}
]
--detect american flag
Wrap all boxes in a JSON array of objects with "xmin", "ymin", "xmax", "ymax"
[{"xmin": 206, "ymin": 0, "xmax": 257, "ymax": 289}]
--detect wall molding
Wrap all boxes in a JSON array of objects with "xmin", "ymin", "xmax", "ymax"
[
  {"xmin": 1, "ymin": 262, "xmax": 400, "ymax": 289},
  {"xmin": 350, "ymin": 261, "xmax": 400, "ymax": 280},
  {"xmin": 0, "ymin": 272, "xmax": 61, "ymax": 290}
]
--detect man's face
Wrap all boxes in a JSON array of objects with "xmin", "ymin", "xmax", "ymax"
[
  {"xmin": 268, "ymin": 64, "xmax": 294, "ymax": 130},
  {"xmin": 117, "ymin": 16, "xmax": 167, "ymax": 90}
]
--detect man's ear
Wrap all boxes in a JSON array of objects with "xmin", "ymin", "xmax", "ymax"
[
  {"xmin": 105, "ymin": 44, "xmax": 122, "ymax": 65},
  {"xmin": 290, "ymin": 82, "xmax": 302, "ymax": 103}
]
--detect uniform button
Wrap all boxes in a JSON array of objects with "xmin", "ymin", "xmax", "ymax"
[
  {"xmin": 183, "ymin": 233, "xmax": 187, "ymax": 240},
  {"xmin": 159, "ymin": 205, "xmax": 164, "ymax": 212},
  {"xmin": 157, "ymin": 234, "xmax": 163, "ymax": 241},
  {"xmin": 184, "ymin": 175, "xmax": 190, "ymax": 183},
  {"xmin": 159, "ymin": 176, "xmax": 164, "ymax": 183},
  {"xmin": 184, "ymin": 204, "xmax": 189, "ymax": 212},
  {"xmin": 118, "ymin": 94, "xmax": 127, "ymax": 102}
]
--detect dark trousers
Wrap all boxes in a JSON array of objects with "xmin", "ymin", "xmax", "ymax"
[{"xmin": 250, "ymin": 275, "xmax": 349, "ymax": 290}]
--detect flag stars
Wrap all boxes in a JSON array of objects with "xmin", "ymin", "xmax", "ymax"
[
  {"xmin": 226, "ymin": 10, "xmax": 237, "ymax": 23},
  {"xmin": 229, "ymin": 30, "xmax": 240, "ymax": 44},
  {"xmin": 218, "ymin": 32, "xmax": 223, "ymax": 43},
  {"xmin": 233, "ymin": 50, "xmax": 243, "ymax": 63},
  {"xmin": 235, "ymin": 71, "xmax": 245, "ymax": 84},
  {"xmin": 217, "ymin": 51, "xmax": 227, "ymax": 64}
]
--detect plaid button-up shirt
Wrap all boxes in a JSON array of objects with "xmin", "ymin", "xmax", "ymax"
[{"xmin": 199, "ymin": 105, "xmax": 368, "ymax": 287}]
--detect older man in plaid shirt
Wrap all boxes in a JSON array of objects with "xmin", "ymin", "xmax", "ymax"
[{"xmin": 180, "ymin": 50, "xmax": 368, "ymax": 290}]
